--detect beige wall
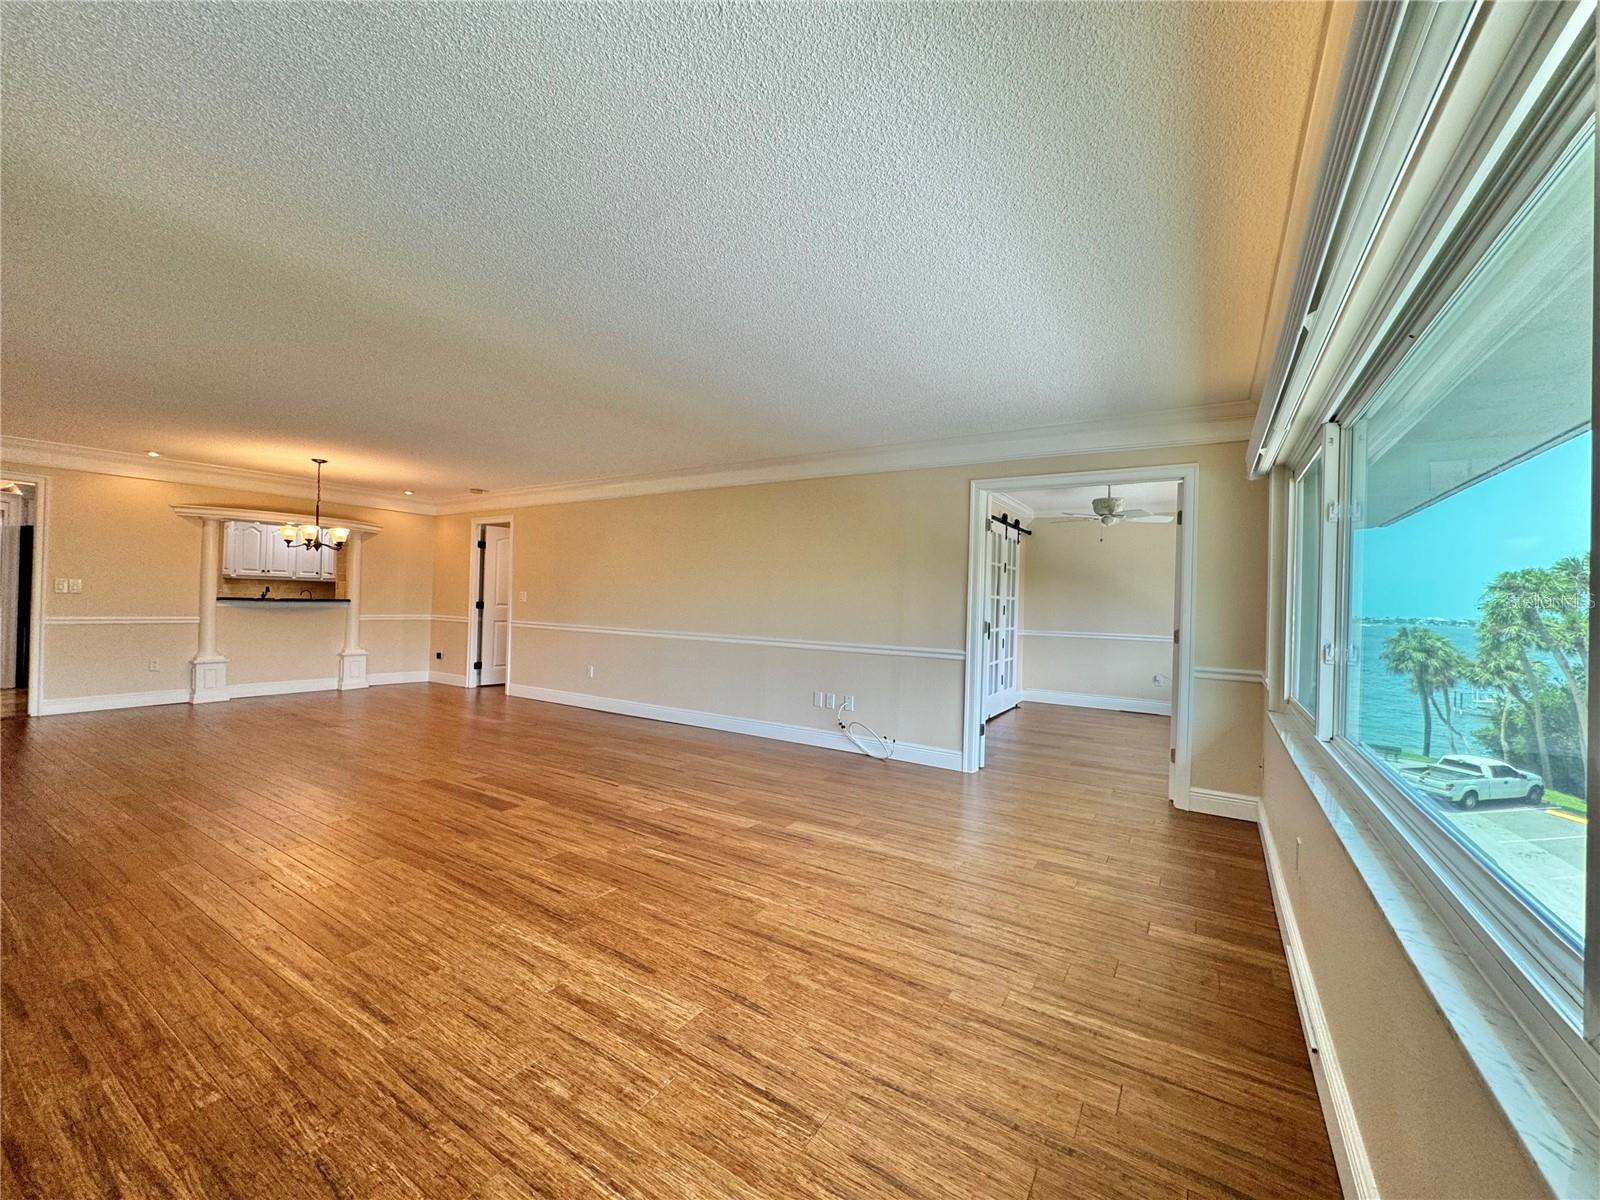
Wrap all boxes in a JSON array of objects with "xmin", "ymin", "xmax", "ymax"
[
  {"xmin": 1020, "ymin": 518, "xmax": 1176, "ymax": 703},
  {"xmin": 16, "ymin": 467, "xmax": 436, "ymax": 702},
  {"xmin": 1259, "ymin": 728, "xmax": 1547, "ymax": 1199},
  {"xmin": 16, "ymin": 442, "xmax": 1268, "ymax": 793},
  {"xmin": 447, "ymin": 439, "xmax": 1268, "ymax": 790}
]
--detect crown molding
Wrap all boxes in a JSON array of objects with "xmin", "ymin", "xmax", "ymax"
[
  {"xmin": 1, "ymin": 401, "xmax": 1251, "ymax": 519},
  {"xmin": 431, "ymin": 401, "xmax": 1254, "ymax": 514},
  {"xmin": 0, "ymin": 437, "xmax": 436, "ymax": 515}
]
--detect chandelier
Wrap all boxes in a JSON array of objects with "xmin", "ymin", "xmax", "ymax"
[{"xmin": 278, "ymin": 458, "xmax": 351, "ymax": 551}]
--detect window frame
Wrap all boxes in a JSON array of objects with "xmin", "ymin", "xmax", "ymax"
[
  {"xmin": 1279, "ymin": 117, "xmax": 1599, "ymax": 1103},
  {"xmin": 1261, "ymin": 0, "xmax": 1599, "ymax": 1144},
  {"xmin": 1284, "ymin": 450, "xmax": 1324, "ymax": 725}
]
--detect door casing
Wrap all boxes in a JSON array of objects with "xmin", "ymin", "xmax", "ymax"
[{"xmin": 962, "ymin": 464, "xmax": 1198, "ymax": 809}]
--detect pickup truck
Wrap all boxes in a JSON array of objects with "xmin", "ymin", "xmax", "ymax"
[{"xmin": 1400, "ymin": 755, "xmax": 1544, "ymax": 808}]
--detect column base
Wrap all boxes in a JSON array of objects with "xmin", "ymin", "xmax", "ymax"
[
  {"xmin": 337, "ymin": 649, "xmax": 369, "ymax": 690},
  {"xmin": 190, "ymin": 655, "xmax": 230, "ymax": 704}
]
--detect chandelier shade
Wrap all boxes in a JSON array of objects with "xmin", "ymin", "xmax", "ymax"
[{"xmin": 280, "ymin": 459, "xmax": 350, "ymax": 552}]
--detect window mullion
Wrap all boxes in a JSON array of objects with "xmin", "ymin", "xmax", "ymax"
[{"xmin": 1314, "ymin": 423, "xmax": 1343, "ymax": 740}]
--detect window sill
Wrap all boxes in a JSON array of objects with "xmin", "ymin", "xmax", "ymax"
[{"xmin": 1267, "ymin": 711, "xmax": 1598, "ymax": 1197}]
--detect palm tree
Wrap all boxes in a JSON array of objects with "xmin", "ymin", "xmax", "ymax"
[
  {"xmin": 1381, "ymin": 627, "xmax": 1469, "ymax": 758},
  {"xmin": 1482, "ymin": 565, "xmax": 1587, "ymax": 764},
  {"xmin": 1478, "ymin": 592, "xmax": 1554, "ymax": 783}
]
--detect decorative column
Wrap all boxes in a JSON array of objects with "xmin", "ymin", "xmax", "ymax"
[
  {"xmin": 337, "ymin": 531, "xmax": 369, "ymax": 690},
  {"xmin": 190, "ymin": 518, "xmax": 230, "ymax": 703}
]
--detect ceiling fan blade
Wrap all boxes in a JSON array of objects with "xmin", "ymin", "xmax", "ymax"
[
  {"xmin": 1127, "ymin": 514, "xmax": 1175, "ymax": 523},
  {"xmin": 1120, "ymin": 508, "xmax": 1152, "ymax": 518}
]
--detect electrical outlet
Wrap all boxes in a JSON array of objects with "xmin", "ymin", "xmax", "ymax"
[
  {"xmin": 54, "ymin": 577, "xmax": 68, "ymax": 593},
  {"xmin": 147, "ymin": 658, "xmax": 159, "ymax": 672},
  {"xmin": 841, "ymin": 695, "xmax": 855, "ymax": 712},
  {"xmin": 69, "ymin": 579, "xmax": 83, "ymax": 593}
]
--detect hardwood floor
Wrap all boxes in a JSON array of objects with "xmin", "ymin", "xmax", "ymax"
[{"xmin": 1, "ymin": 688, "xmax": 1338, "ymax": 1199}]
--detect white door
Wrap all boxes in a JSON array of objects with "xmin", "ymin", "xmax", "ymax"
[
  {"xmin": 478, "ymin": 525, "xmax": 511, "ymax": 686},
  {"xmin": 1168, "ymin": 489, "xmax": 1184, "ymax": 800},
  {"xmin": 982, "ymin": 519, "xmax": 1021, "ymax": 720}
]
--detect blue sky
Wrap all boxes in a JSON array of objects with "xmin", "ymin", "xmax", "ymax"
[{"xmin": 1355, "ymin": 431, "xmax": 1591, "ymax": 621}]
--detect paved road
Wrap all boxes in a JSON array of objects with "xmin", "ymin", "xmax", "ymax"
[{"xmin": 1430, "ymin": 799, "xmax": 1587, "ymax": 933}]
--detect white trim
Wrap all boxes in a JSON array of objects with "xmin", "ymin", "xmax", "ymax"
[
  {"xmin": 432, "ymin": 403, "xmax": 1253, "ymax": 514},
  {"xmin": 1185, "ymin": 788, "xmax": 1261, "ymax": 824},
  {"xmin": 1019, "ymin": 629, "xmax": 1170, "ymax": 644},
  {"xmin": 506, "ymin": 684, "xmax": 962, "ymax": 772},
  {"xmin": 360, "ymin": 613, "xmax": 434, "ymax": 622},
  {"xmin": 964, "ymin": 464, "xmax": 1197, "ymax": 804},
  {"xmin": 467, "ymin": 517, "xmax": 515, "ymax": 689},
  {"xmin": 1021, "ymin": 689, "xmax": 1170, "ymax": 717},
  {"xmin": 1193, "ymin": 666, "xmax": 1268, "ymax": 686},
  {"xmin": 171, "ymin": 504, "xmax": 381, "ymax": 534},
  {"xmin": 2, "ymin": 407, "xmax": 1255, "ymax": 520},
  {"xmin": 37, "ymin": 688, "xmax": 191, "ymax": 715},
  {"xmin": 430, "ymin": 614, "xmax": 470, "ymax": 624},
  {"xmin": 44, "ymin": 615, "xmax": 199, "ymax": 626},
  {"xmin": 428, "ymin": 670, "xmax": 469, "ymax": 687},
  {"xmin": 1258, "ymin": 809, "xmax": 1379, "ymax": 1199},
  {"xmin": 4, "ymin": 470, "xmax": 48, "ymax": 716},
  {"xmin": 509, "ymin": 620, "xmax": 966, "ymax": 662},
  {"xmin": 1, "ymin": 438, "xmax": 434, "ymax": 515},
  {"xmin": 36, "ymin": 669, "xmax": 437, "ymax": 714}
]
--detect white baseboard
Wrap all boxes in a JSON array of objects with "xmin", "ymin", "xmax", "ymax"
[
  {"xmin": 37, "ymin": 688, "xmax": 191, "ymax": 715},
  {"xmin": 506, "ymin": 684, "xmax": 962, "ymax": 771},
  {"xmin": 1258, "ymin": 810, "xmax": 1378, "ymax": 1200},
  {"xmin": 1021, "ymin": 689, "xmax": 1170, "ymax": 716},
  {"xmin": 1185, "ymin": 787, "xmax": 1260, "ymax": 823},
  {"xmin": 37, "ymin": 668, "xmax": 436, "ymax": 714},
  {"xmin": 428, "ymin": 670, "xmax": 469, "ymax": 687}
]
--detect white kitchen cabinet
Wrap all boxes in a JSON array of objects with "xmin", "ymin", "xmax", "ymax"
[
  {"xmin": 289, "ymin": 542, "xmax": 323, "ymax": 580},
  {"xmin": 223, "ymin": 521, "xmax": 322, "ymax": 579}
]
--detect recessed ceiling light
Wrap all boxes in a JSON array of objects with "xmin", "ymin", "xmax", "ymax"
[
  {"xmin": 403, "ymin": 490, "xmax": 414, "ymax": 496},
  {"xmin": 145, "ymin": 450, "xmax": 161, "ymax": 457}
]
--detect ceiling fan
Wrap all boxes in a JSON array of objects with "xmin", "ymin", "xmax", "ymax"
[{"xmin": 1056, "ymin": 486, "xmax": 1175, "ymax": 526}]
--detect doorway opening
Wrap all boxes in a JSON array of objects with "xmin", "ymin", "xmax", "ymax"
[
  {"xmin": 1, "ymin": 477, "xmax": 41, "ymax": 720},
  {"xmin": 963, "ymin": 465, "xmax": 1197, "ymax": 807},
  {"xmin": 469, "ymin": 519, "xmax": 512, "ymax": 689}
]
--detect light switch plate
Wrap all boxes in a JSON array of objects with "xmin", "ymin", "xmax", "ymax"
[
  {"xmin": 54, "ymin": 577, "xmax": 68, "ymax": 593},
  {"xmin": 69, "ymin": 578, "xmax": 83, "ymax": 593}
]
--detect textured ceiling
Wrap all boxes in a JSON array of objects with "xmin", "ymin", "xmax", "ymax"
[{"xmin": 1, "ymin": 2, "xmax": 1327, "ymax": 499}]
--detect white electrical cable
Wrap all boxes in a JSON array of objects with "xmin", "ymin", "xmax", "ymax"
[{"xmin": 836, "ymin": 698, "xmax": 894, "ymax": 760}]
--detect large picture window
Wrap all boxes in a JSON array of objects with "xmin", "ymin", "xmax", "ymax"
[{"xmin": 1339, "ymin": 125, "xmax": 1592, "ymax": 952}]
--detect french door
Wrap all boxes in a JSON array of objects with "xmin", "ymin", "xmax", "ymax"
[{"xmin": 982, "ymin": 518, "xmax": 1021, "ymax": 720}]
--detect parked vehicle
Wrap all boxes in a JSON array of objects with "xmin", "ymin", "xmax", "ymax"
[{"xmin": 1400, "ymin": 755, "xmax": 1544, "ymax": 808}]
